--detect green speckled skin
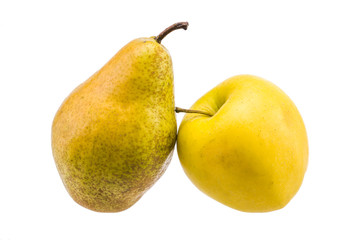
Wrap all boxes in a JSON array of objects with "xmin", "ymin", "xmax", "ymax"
[{"xmin": 52, "ymin": 38, "xmax": 177, "ymax": 212}]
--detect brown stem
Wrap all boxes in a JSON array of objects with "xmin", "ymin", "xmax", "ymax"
[
  {"xmin": 175, "ymin": 107, "xmax": 213, "ymax": 117},
  {"xmin": 155, "ymin": 22, "xmax": 189, "ymax": 43}
]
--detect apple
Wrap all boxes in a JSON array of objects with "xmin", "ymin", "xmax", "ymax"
[{"xmin": 177, "ymin": 75, "xmax": 308, "ymax": 212}]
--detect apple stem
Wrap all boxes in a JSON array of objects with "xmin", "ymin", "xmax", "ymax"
[
  {"xmin": 155, "ymin": 22, "xmax": 189, "ymax": 44},
  {"xmin": 175, "ymin": 107, "xmax": 213, "ymax": 117}
]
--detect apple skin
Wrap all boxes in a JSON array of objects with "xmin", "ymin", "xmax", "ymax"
[{"xmin": 177, "ymin": 75, "xmax": 308, "ymax": 212}]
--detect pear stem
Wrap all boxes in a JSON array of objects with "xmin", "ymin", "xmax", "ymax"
[
  {"xmin": 155, "ymin": 22, "xmax": 189, "ymax": 43},
  {"xmin": 175, "ymin": 107, "xmax": 213, "ymax": 117}
]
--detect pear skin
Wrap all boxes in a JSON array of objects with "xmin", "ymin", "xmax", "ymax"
[{"xmin": 52, "ymin": 23, "xmax": 188, "ymax": 212}]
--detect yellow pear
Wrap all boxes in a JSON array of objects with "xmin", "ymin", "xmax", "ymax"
[
  {"xmin": 177, "ymin": 75, "xmax": 308, "ymax": 212},
  {"xmin": 52, "ymin": 22, "xmax": 188, "ymax": 212}
]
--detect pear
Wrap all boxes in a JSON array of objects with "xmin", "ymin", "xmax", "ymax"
[
  {"xmin": 52, "ymin": 22, "xmax": 188, "ymax": 212},
  {"xmin": 176, "ymin": 75, "xmax": 308, "ymax": 212}
]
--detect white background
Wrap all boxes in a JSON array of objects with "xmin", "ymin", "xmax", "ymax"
[{"xmin": 1, "ymin": 0, "xmax": 360, "ymax": 239}]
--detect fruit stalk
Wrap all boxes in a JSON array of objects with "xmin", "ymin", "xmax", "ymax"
[
  {"xmin": 175, "ymin": 107, "xmax": 212, "ymax": 116},
  {"xmin": 155, "ymin": 22, "xmax": 189, "ymax": 43}
]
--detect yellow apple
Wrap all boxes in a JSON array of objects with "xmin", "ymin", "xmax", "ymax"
[{"xmin": 177, "ymin": 75, "xmax": 308, "ymax": 212}]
